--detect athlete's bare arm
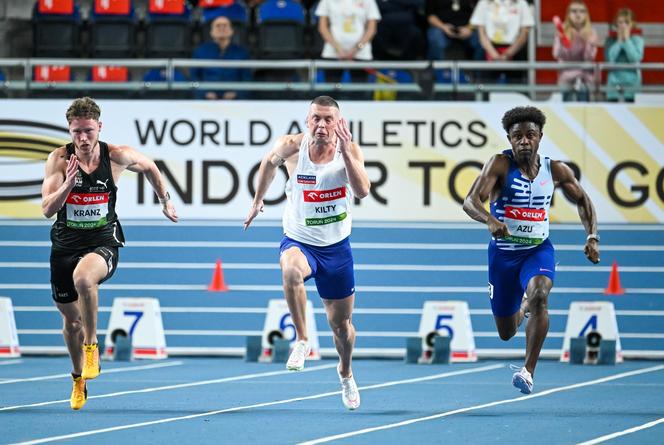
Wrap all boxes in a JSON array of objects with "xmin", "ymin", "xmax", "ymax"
[
  {"xmin": 463, "ymin": 154, "xmax": 511, "ymax": 238},
  {"xmin": 108, "ymin": 144, "xmax": 178, "ymax": 223},
  {"xmin": 243, "ymin": 133, "xmax": 303, "ymax": 230},
  {"xmin": 552, "ymin": 160, "xmax": 599, "ymax": 263},
  {"xmin": 336, "ymin": 118, "xmax": 370, "ymax": 199},
  {"xmin": 42, "ymin": 147, "xmax": 78, "ymax": 218}
]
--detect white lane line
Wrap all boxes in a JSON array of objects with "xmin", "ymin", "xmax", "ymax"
[
  {"xmin": 3, "ymin": 262, "xmax": 663, "ymax": 273},
  {"xmin": 1, "ymin": 363, "xmax": 337, "ymax": 412},
  {"xmin": 576, "ymin": 417, "xmax": 664, "ymax": 444},
  {"xmin": 0, "ymin": 361, "xmax": 183, "ymax": 385},
  {"xmin": 297, "ymin": 364, "xmax": 664, "ymax": 445},
  {"xmin": 9, "ymin": 364, "xmax": 504, "ymax": 444},
  {"xmin": 1, "ymin": 241, "xmax": 663, "ymax": 251},
  {"xmin": 0, "ymin": 360, "xmax": 22, "ymax": 366}
]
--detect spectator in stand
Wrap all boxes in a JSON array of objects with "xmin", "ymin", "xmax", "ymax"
[
  {"xmin": 604, "ymin": 8, "xmax": 644, "ymax": 102},
  {"xmin": 470, "ymin": 0, "xmax": 534, "ymax": 85},
  {"xmin": 373, "ymin": 0, "xmax": 425, "ymax": 61},
  {"xmin": 552, "ymin": 1, "xmax": 598, "ymax": 102},
  {"xmin": 316, "ymin": 0, "xmax": 381, "ymax": 98},
  {"xmin": 191, "ymin": 15, "xmax": 251, "ymax": 100},
  {"xmin": 426, "ymin": 0, "xmax": 483, "ymax": 61}
]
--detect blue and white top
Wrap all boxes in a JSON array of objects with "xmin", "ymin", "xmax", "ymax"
[{"xmin": 490, "ymin": 150, "xmax": 554, "ymax": 251}]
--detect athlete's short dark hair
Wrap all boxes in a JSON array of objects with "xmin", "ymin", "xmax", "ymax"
[
  {"xmin": 311, "ymin": 96, "xmax": 339, "ymax": 110},
  {"xmin": 501, "ymin": 106, "xmax": 546, "ymax": 133},
  {"xmin": 66, "ymin": 97, "xmax": 101, "ymax": 123}
]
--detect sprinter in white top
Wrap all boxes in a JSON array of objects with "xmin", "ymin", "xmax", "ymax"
[
  {"xmin": 463, "ymin": 106, "xmax": 600, "ymax": 395},
  {"xmin": 244, "ymin": 96, "xmax": 370, "ymax": 410}
]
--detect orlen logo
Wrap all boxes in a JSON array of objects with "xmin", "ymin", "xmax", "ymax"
[
  {"xmin": 67, "ymin": 193, "xmax": 109, "ymax": 205},
  {"xmin": 505, "ymin": 206, "xmax": 545, "ymax": 221},
  {"xmin": 303, "ymin": 187, "xmax": 346, "ymax": 202}
]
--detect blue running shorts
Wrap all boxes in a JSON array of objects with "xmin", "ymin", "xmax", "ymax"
[
  {"xmin": 488, "ymin": 238, "xmax": 556, "ymax": 317},
  {"xmin": 279, "ymin": 236, "xmax": 355, "ymax": 300}
]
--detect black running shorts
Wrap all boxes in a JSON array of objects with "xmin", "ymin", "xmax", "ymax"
[{"xmin": 50, "ymin": 246, "xmax": 119, "ymax": 304}]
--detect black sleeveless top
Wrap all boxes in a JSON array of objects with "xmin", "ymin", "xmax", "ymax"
[{"xmin": 51, "ymin": 142, "xmax": 125, "ymax": 252}]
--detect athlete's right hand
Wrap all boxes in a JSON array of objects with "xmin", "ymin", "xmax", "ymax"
[
  {"xmin": 488, "ymin": 218, "xmax": 510, "ymax": 239},
  {"xmin": 65, "ymin": 155, "xmax": 79, "ymax": 188},
  {"xmin": 243, "ymin": 201, "xmax": 264, "ymax": 231}
]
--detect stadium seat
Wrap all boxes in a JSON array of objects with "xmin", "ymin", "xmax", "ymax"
[
  {"xmin": 305, "ymin": 2, "xmax": 323, "ymax": 58},
  {"xmin": 87, "ymin": 65, "xmax": 133, "ymax": 98},
  {"xmin": 141, "ymin": 68, "xmax": 190, "ymax": 99},
  {"xmin": 256, "ymin": 0, "xmax": 306, "ymax": 59},
  {"xmin": 144, "ymin": 0, "xmax": 193, "ymax": 58},
  {"xmin": 200, "ymin": 3, "xmax": 250, "ymax": 50},
  {"xmin": 32, "ymin": 0, "xmax": 82, "ymax": 57},
  {"xmin": 88, "ymin": 0, "xmax": 138, "ymax": 58},
  {"xmin": 32, "ymin": 64, "xmax": 73, "ymax": 98}
]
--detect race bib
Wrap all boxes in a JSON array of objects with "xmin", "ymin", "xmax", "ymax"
[
  {"xmin": 502, "ymin": 206, "xmax": 548, "ymax": 245},
  {"xmin": 66, "ymin": 192, "xmax": 109, "ymax": 229},
  {"xmin": 302, "ymin": 186, "xmax": 347, "ymax": 226}
]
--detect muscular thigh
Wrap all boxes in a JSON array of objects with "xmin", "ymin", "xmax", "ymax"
[{"xmin": 50, "ymin": 246, "xmax": 119, "ymax": 304}]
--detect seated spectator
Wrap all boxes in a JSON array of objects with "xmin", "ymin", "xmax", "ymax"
[
  {"xmin": 426, "ymin": 0, "xmax": 483, "ymax": 61},
  {"xmin": 373, "ymin": 0, "xmax": 425, "ymax": 60},
  {"xmin": 552, "ymin": 1, "xmax": 598, "ymax": 101},
  {"xmin": 191, "ymin": 15, "xmax": 251, "ymax": 100},
  {"xmin": 604, "ymin": 7, "xmax": 644, "ymax": 102},
  {"xmin": 470, "ymin": 0, "xmax": 534, "ymax": 85},
  {"xmin": 316, "ymin": 0, "xmax": 381, "ymax": 98}
]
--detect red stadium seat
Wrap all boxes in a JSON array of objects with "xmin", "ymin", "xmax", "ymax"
[
  {"xmin": 94, "ymin": 0, "xmax": 131, "ymax": 15},
  {"xmin": 91, "ymin": 66, "xmax": 129, "ymax": 82},
  {"xmin": 149, "ymin": 0, "xmax": 185, "ymax": 14},
  {"xmin": 34, "ymin": 65, "xmax": 71, "ymax": 82},
  {"xmin": 38, "ymin": 0, "xmax": 74, "ymax": 15},
  {"xmin": 199, "ymin": 0, "xmax": 234, "ymax": 8}
]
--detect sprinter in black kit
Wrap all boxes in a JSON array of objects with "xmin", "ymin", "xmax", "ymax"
[{"xmin": 41, "ymin": 97, "xmax": 178, "ymax": 410}]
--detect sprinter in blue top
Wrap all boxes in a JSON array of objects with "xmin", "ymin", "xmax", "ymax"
[{"xmin": 463, "ymin": 106, "xmax": 600, "ymax": 394}]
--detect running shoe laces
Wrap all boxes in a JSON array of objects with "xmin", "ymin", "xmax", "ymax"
[
  {"xmin": 286, "ymin": 340, "xmax": 310, "ymax": 371},
  {"xmin": 510, "ymin": 364, "xmax": 533, "ymax": 394},
  {"xmin": 70, "ymin": 375, "xmax": 88, "ymax": 410},
  {"xmin": 338, "ymin": 366, "xmax": 360, "ymax": 410},
  {"xmin": 81, "ymin": 343, "xmax": 101, "ymax": 380}
]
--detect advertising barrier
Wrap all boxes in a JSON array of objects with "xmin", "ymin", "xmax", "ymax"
[{"xmin": 1, "ymin": 100, "xmax": 662, "ymax": 222}]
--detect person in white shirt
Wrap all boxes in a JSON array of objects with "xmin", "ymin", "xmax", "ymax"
[
  {"xmin": 316, "ymin": 0, "xmax": 381, "ymax": 98},
  {"xmin": 244, "ymin": 96, "xmax": 370, "ymax": 410},
  {"xmin": 470, "ymin": 0, "xmax": 534, "ymax": 85}
]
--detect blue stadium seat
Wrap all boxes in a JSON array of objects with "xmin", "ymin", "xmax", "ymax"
[
  {"xmin": 88, "ymin": 0, "xmax": 138, "ymax": 58},
  {"xmin": 142, "ymin": 68, "xmax": 190, "ymax": 99},
  {"xmin": 144, "ymin": 0, "xmax": 194, "ymax": 58},
  {"xmin": 256, "ymin": 0, "xmax": 306, "ymax": 59},
  {"xmin": 32, "ymin": 1, "xmax": 82, "ymax": 57}
]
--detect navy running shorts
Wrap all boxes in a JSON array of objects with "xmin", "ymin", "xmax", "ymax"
[
  {"xmin": 279, "ymin": 236, "xmax": 355, "ymax": 300},
  {"xmin": 488, "ymin": 238, "xmax": 555, "ymax": 317}
]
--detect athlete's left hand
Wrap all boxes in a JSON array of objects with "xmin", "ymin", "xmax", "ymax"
[
  {"xmin": 335, "ymin": 118, "xmax": 352, "ymax": 153},
  {"xmin": 162, "ymin": 200, "xmax": 178, "ymax": 223},
  {"xmin": 584, "ymin": 239, "xmax": 600, "ymax": 264}
]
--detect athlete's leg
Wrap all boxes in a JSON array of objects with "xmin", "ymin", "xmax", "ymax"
[
  {"xmin": 72, "ymin": 253, "xmax": 108, "ymax": 345},
  {"xmin": 322, "ymin": 294, "xmax": 356, "ymax": 377},
  {"xmin": 55, "ymin": 301, "xmax": 84, "ymax": 374},
  {"xmin": 523, "ymin": 275, "xmax": 552, "ymax": 375},
  {"xmin": 280, "ymin": 247, "xmax": 313, "ymax": 341}
]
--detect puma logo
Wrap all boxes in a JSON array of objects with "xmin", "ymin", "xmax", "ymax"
[{"xmin": 96, "ymin": 179, "xmax": 109, "ymax": 188}]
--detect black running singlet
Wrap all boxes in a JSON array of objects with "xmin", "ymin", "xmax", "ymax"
[{"xmin": 51, "ymin": 142, "xmax": 125, "ymax": 252}]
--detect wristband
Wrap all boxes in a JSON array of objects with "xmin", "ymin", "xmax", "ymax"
[{"xmin": 586, "ymin": 233, "xmax": 600, "ymax": 242}]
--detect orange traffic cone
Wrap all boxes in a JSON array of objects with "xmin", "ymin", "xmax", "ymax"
[
  {"xmin": 604, "ymin": 261, "xmax": 625, "ymax": 295},
  {"xmin": 207, "ymin": 259, "xmax": 228, "ymax": 292}
]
